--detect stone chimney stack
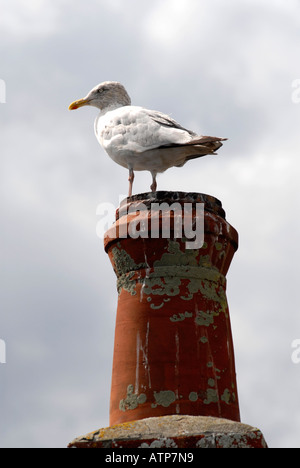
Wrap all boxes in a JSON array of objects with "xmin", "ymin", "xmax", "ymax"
[{"xmin": 68, "ymin": 192, "xmax": 268, "ymax": 449}]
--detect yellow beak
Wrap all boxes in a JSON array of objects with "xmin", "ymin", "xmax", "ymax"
[{"xmin": 68, "ymin": 98, "xmax": 90, "ymax": 110}]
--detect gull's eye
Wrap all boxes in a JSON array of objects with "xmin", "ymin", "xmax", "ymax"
[{"xmin": 97, "ymin": 87, "xmax": 107, "ymax": 94}]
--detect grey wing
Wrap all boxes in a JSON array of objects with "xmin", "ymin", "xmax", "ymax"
[
  {"xmin": 115, "ymin": 107, "xmax": 196, "ymax": 153},
  {"xmin": 148, "ymin": 111, "xmax": 198, "ymax": 138},
  {"xmin": 148, "ymin": 110, "xmax": 226, "ymax": 153}
]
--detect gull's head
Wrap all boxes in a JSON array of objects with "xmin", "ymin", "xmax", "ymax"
[{"xmin": 69, "ymin": 81, "xmax": 131, "ymax": 112}]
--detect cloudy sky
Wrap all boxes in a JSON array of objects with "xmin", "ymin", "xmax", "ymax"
[{"xmin": 1, "ymin": 0, "xmax": 300, "ymax": 448}]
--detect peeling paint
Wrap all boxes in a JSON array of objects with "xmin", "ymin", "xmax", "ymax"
[
  {"xmin": 195, "ymin": 310, "xmax": 216, "ymax": 327},
  {"xmin": 153, "ymin": 240, "xmax": 198, "ymax": 268},
  {"xmin": 152, "ymin": 390, "xmax": 176, "ymax": 408},
  {"xmin": 204, "ymin": 389, "xmax": 219, "ymax": 405},
  {"xmin": 150, "ymin": 301, "xmax": 165, "ymax": 310},
  {"xmin": 221, "ymin": 388, "xmax": 236, "ymax": 405},
  {"xmin": 119, "ymin": 385, "xmax": 147, "ymax": 412},
  {"xmin": 180, "ymin": 293, "xmax": 194, "ymax": 301},
  {"xmin": 208, "ymin": 378, "xmax": 215, "ymax": 388},
  {"xmin": 221, "ymin": 389, "xmax": 231, "ymax": 405},
  {"xmin": 143, "ymin": 273, "xmax": 181, "ymax": 298},
  {"xmin": 150, "ymin": 298, "xmax": 172, "ymax": 310},
  {"xmin": 117, "ymin": 271, "xmax": 137, "ymax": 296},
  {"xmin": 188, "ymin": 278, "xmax": 228, "ymax": 315},
  {"xmin": 143, "ymin": 264, "xmax": 227, "ymax": 313},
  {"xmin": 113, "ymin": 240, "xmax": 228, "ymax": 316},
  {"xmin": 112, "ymin": 244, "xmax": 146, "ymax": 275},
  {"xmin": 170, "ymin": 311, "xmax": 193, "ymax": 322},
  {"xmin": 189, "ymin": 392, "xmax": 198, "ymax": 402},
  {"xmin": 139, "ymin": 438, "xmax": 178, "ymax": 448},
  {"xmin": 112, "ymin": 246, "xmax": 146, "ymax": 296},
  {"xmin": 196, "ymin": 435, "xmax": 216, "ymax": 448},
  {"xmin": 189, "ymin": 387, "xmax": 226, "ymax": 405}
]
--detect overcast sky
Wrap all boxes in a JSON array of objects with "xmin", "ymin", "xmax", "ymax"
[{"xmin": 1, "ymin": 0, "xmax": 300, "ymax": 448}]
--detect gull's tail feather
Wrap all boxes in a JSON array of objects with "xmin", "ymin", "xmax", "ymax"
[
  {"xmin": 161, "ymin": 135, "xmax": 226, "ymax": 153},
  {"xmin": 187, "ymin": 136, "xmax": 226, "ymax": 154},
  {"xmin": 187, "ymin": 135, "xmax": 227, "ymax": 146},
  {"xmin": 171, "ymin": 136, "xmax": 227, "ymax": 167},
  {"xmin": 137, "ymin": 135, "xmax": 227, "ymax": 172}
]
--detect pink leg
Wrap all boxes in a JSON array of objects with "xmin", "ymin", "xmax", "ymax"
[
  {"xmin": 150, "ymin": 172, "xmax": 157, "ymax": 192},
  {"xmin": 128, "ymin": 168, "xmax": 134, "ymax": 197}
]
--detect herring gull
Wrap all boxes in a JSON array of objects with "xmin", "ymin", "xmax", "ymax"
[{"xmin": 69, "ymin": 81, "xmax": 226, "ymax": 196}]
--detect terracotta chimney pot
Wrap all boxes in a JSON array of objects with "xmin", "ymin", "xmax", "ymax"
[{"xmin": 104, "ymin": 191, "xmax": 240, "ymax": 426}]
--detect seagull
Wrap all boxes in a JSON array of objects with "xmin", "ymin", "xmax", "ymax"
[{"xmin": 69, "ymin": 81, "xmax": 226, "ymax": 197}]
